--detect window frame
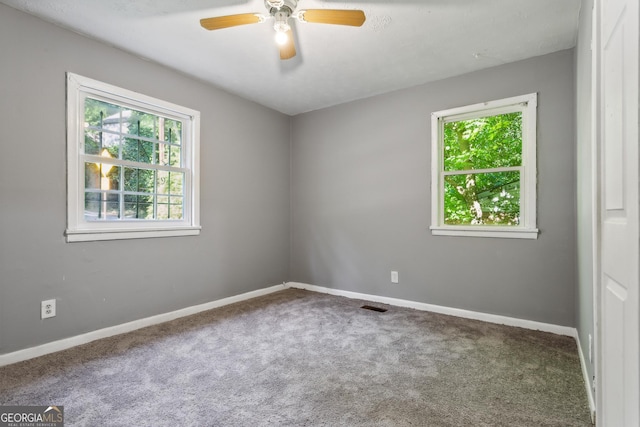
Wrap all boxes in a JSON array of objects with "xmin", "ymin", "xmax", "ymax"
[
  {"xmin": 66, "ymin": 72, "xmax": 201, "ymax": 242},
  {"xmin": 430, "ymin": 93, "xmax": 538, "ymax": 239}
]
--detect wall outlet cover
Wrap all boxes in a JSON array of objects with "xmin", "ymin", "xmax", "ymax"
[{"xmin": 41, "ymin": 299, "xmax": 56, "ymax": 319}]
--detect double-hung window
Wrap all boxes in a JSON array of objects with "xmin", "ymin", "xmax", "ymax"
[
  {"xmin": 66, "ymin": 73, "xmax": 201, "ymax": 242},
  {"xmin": 430, "ymin": 93, "xmax": 538, "ymax": 239}
]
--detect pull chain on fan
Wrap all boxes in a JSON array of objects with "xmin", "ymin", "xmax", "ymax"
[{"xmin": 199, "ymin": 0, "xmax": 366, "ymax": 60}]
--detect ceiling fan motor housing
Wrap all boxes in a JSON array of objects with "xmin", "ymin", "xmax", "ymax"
[{"xmin": 265, "ymin": 0, "xmax": 298, "ymax": 16}]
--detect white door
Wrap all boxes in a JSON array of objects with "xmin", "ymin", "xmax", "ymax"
[{"xmin": 596, "ymin": 0, "xmax": 639, "ymax": 425}]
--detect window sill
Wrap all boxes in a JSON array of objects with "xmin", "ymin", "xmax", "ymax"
[
  {"xmin": 430, "ymin": 226, "xmax": 539, "ymax": 240},
  {"xmin": 65, "ymin": 226, "xmax": 201, "ymax": 242}
]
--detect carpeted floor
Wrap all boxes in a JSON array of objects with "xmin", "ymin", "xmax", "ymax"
[{"xmin": 0, "ymin": 289, "xmax": 592, "ymax": 426}]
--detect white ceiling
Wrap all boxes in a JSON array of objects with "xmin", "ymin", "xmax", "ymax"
[{"xmin": 1, "ymin": 0, "xmax": 581, "ymax": 115}]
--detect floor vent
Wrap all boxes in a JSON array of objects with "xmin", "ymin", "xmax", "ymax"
[{"xmin": 361, "ymin": 305, "xmax": 387, "ymax": 313}]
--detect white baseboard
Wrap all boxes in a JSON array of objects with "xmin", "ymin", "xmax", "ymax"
[
  {"xmin": 574, "ymin": 331, "xmax": 597, "ymax": 422},
  {"xmin": 286, "ymin": 282, "xmax": 576, "ymax": 336},
  {"xmin": 0, "ymin": 284, "xmax": 286, "ymax": 367}
]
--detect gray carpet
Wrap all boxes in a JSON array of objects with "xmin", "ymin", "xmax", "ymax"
[{"xmin": 0, "ymin": 289, "xmax": 592, "ymax": 426}]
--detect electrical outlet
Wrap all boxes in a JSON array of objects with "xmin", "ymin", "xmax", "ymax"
[
  {"xmin": 41, "ymin": 299, "xmax": 56, "ymax": 319},
  {"xmin": 391, "ymin": 271, "xmax": 399, "ymax": 284}
]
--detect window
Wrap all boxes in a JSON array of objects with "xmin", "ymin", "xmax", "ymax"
[
  {"xmin": 430, "ymin": 93, "xmax": 537, "ymax": 239},
  {"xmin": 66, "ymin": 73, "xmax": 201, "ymax": 242}
]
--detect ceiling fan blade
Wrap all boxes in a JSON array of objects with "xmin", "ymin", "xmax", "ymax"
[
  {"xmin": 301, "ymin": 9, "xmax": 366, "ymax": 27},
  {"xmin": 200, "ymin": 13, "xmax": 263, "ymax": 31},
  {"xmin": 279, "ymin": 29, "xmax": 296, "ymax": 60}
]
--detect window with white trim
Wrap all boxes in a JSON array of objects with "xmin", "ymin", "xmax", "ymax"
[
  {"xmin": 66, "ymin": 73, "xmax": 201, "ymax": 242},
  {"xmin": 430, "ymin": 93, "xmax": 538, "ymax": 239}
]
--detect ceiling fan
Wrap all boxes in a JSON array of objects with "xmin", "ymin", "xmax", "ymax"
[{"xmin": 200, "ymin": 0, "xmax": 366, "ymax": 60}]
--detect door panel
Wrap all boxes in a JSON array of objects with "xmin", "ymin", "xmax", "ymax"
[
  {"xmin": 597, "ymin": 0, "xmax": 639, "ymax": 425},
  {"xmin": 602, "ymin": 275, "xmax": 625, "ymax": 424},
  {"xmin": 602, "ymin": 17, "xmax": 624, "ymax": 211}
]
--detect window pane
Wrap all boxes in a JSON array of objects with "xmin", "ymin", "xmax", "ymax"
[
  {"xmin": 85, "ymin": 130, "xmax": 119, "ymax": 155},
  {"xmin": 156, "ymin": 142, "xmax": 169, "ymax": 166},
  {"xmin": 443, "ymin": 112, "xmax": 522, "ymax": 171},
  {"xmin": 84, "ymin": 131, "xmax": 100, "ymax": 155},
  {"xmin": 124, "ymin": 168, "xmax": 155, "ymax": 193},
  {"xmin": 122, "ymin": 108, "xmax": 158, "ymax": 140},
  {"xmin": 85, "ymin": 162, "xmax": 120, "ymax": 190},
  {"xmin": 122, "ymin": 137, "xmax": 153, "ymax": 164},
  {"xmin": 138, "ymin": 169, "xmax": 155, "ymax": 193},
  {"xmin": 156, "ymin": 143, "xmax": 181, "ymax": 166},
  {"xmin": 84, "ymin": 192, "xmax": 100, "ymax": 220},
  {"xmin": 100, "ymin": 145, "xmax": 119, "ymax": 162},
  {"xmin": 104, "ymin": 165, "xmax": 120, "ymax": 191},
  {"xmin": 444, "ymin": 171, "xmax": 520, "ymax": 225},
  {"xmin": 169, "ymin": 197, "xmax": 183, "ymax": 219},
  {"xmin": 123, "ymin": 167, "xmax": 137, "ymax": 192},
  {"xmin": 169, "ymin": 146, "xmax": 181, "ymax": 167},
  {"xmin": 85, "ymin": 163, "xmax": 101, "ymax": 190},
  {"xmin": 163, "ymin": 119, "xmax": 182, "ymax": 145},
  {"xmin": 84, "ymin": 192, "xmax": 119, "ymax": 220},
  {"xmin": 170, "ymin": 172, "xmax": 184, "ymax": 195},
  {"xmin": 85, "ymin": 98, "xmax": 120, "ymax": 129},
  {"xmin": 157, "ymin": 200, "xmax": 169, "ymax": 220},
  {"xmin": 124, "ymin": 194, "xmax": 154, "ymax": 219},
  {"xmin": 102, "ymin": 111, "xmax": 123, "ymax": 133},
  {"xmin": 104, "ymin": 193, "xmax": 120, "ymax": 220},
  {"xmin": 157, "ymin": 170, "xmax": 169, "ymax": 195},
  {"xmin": 157, "ymin": 171, "xmax": 183, "ymax": 195}
]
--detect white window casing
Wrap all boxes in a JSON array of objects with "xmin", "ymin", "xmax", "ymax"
[
  {"xmin": 430, "ymin": 93, "xmax": 538, "ymax": 239},
  {"xmin": 66, "ymin": 72, "xmax": 201, "ymax": 242}
]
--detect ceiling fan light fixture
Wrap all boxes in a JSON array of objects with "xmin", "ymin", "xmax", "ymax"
[
  {"xmin": 273, "ymin": 13, "xmax": 290, "ymax": 30},
  {"xmin": 274, "ymin": 30, "xmax": 289, "ymax": 45},
  {"xmin": 273, "ymin": 10, "xmax": 291, "ymax": 45}
]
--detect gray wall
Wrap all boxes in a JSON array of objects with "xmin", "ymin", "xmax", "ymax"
[
  {"xmin": 291, "ymin": 50, "xmax": 577, "ymax": 326},
  {"xmin": 575, "ymin": 0, "xmax": 596, "ymax": 394},
  {"xmin": 0, "ymin": 2, "xmax": 583, "ymax": 356},
  {"xmin": 0, "ymin": 4, "xmax": 290, "ymax": 354}
]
